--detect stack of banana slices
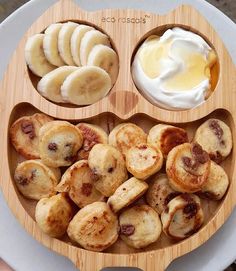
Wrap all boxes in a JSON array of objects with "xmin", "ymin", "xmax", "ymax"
[{"xmin": 25, "ymin": 22, "xmax": 119, "ymax": 105}]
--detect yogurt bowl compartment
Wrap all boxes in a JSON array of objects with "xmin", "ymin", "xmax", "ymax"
[{"xmin": 131, "ymin": 25, "xmax": 220, "ymax": 111}]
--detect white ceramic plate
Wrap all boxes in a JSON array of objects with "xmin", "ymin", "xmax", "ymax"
[{"xmin": 0, "ymin": 1, "xmax": 235, "ymax": 270}]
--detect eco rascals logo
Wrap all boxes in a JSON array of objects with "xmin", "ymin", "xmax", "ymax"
[{"xmin": 101, "ymin": 15, "xmax": 150, "ymax": 24}]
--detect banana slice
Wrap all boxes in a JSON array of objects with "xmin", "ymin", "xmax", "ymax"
[
  {"xmin": 71, "ymin": 24, "xmax": 94, "ymax": 66},
  {"xmin": 37, "ymin": 66, "xmax": 78, "ymax": 103},
  {"xmin": 76, "ymin": 123, "xmax": 108, "ymax": 160},
  {"xmin": 25, "ymin": 34, "xmax": 56, "ymax": 77},
  {"xmin": 161, "ymin": 194, "xmax": 204, "ymax": 240},
  {"xmin": 119, "ymin": 205, "xmax": 162, "ymax": 249},
  {"xmin": 58, "ymin": 22, "xmax": 78, "ymax": 65},
  {"xmin": 67, "ymin": 202, "xmax": 119, "ymax": 251},
  {"xmin": 35, "ymin": 193, "xmax": 73, "ymax": 238},
  {"xmin": 56, "ymin": 160, "xmax": 105, "ymax": 208},
  {"xmin": 87, "ymin": 44, "xmax": 119, "ymax": 85},
  {"xmin": 80, "ymin": 29, "xmax": 111, "ymax": 65},
  {"xmin": 107, "ymin": 177, "xmax": 148, "ymax": 213},
  {"xmin": 61, "ymin": 66, "xmax": 112, "ymax": 105},
  {"xmin": 43, "ymin": 23, "xmax": 65, "ymax": 66}
]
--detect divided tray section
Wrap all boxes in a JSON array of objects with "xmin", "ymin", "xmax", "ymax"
[
  {"xmin": 0, "ymin": 0, "xmax": 236, "ymax": 270},
  {"xmin": 4, "ymin": 103, "xmax": 236, "ymax": 271},
  {"xmin": 0, "ymin": 0, "xmax": 235, "ymax": 121}
]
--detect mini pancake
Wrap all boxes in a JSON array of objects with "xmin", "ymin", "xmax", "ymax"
[
  {"xmin": 126, "ymin": 143, "xmax": 163, "ymax": 180},
  {"xmin": 56, "ymin": 160, "xmax": 105, "ymax": 208},
  {"xmin": 67, "ymin": 202, "xmax": 119, "ymax": 251},
  {"xmin": 14, "ymin": 159, "xmax": 60, "ymax": 200},
  {"xmin": 194, "ymin": 118, "xmax": 232, "ymax": 163},
  {"xmin": 108, "ymin": 123, "xmax": 147, "ymax": 157},
  {"xmin": 39, "ymin": 121, "xmax": 83, "ymax": 167},
  {"xmin": 35, "ymin": 193, "xmax": 73, "ymax": 237},
  {"xmin": 76, "ymin": 123, "xmax": 108, "ymax": 160},
  {"xmin": 107, "ymin": 177, "xmax": 148, "ymax": 213},
  {"xmin": 166, "ymin": 143, "xmax": 210, "ymax": 193},
  {"xmin": 148, "ymin": 124, "xmax": 188, "ymax": 158},
  {"xmin": 10, "ymin": 113, "xmax": 53, "ymax": 159},
  {"xmin": 161, "ymin": 194, "xmax": 204, "ymax": 240},
  {"xmin": 119, "ymin": 205, "xmax": 162, "ymax": 249},
  {"xmin": 146, "ymin": 174, "xmax": 180, "ymax": 214},
  {"xmin": 88, "ymin": 144, "xmax": 128, "ymax": 197}
]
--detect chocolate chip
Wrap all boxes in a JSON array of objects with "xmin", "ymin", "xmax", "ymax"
[
  {"xmin": 182, "ymin": 156, "xmax": 194, "ymax": 168},
  {"xmin": 65, "ymin": 143, "xmax": 72, "ymax": 147},
  {"xmin": 21, "ymin": 121, "xmax": 33, "ymax": 133},
  {"xmin": 191, "ymin": 143, "xmax": 203, "ymax": 156},
  {"xmin": 220, "ymin": 140, "xmax": 225, "ymax": 146},
  {"xmin": 81, "ymin": 183, "xmax": 93, "ymax": 197},
  {"xmin": 21, "ymin": 121, "xmax": 35, "ymax": 139},
  {"xmin": 138, "ymin": 145, "xmax": 147, "ymax": 150},
  {"xmin": 182, "ymin": 156, "xmax": 199, "ymax": 171},
  {"xmin": 196, "ymin": 151, "xmax": 209, "ymax": 164},
  {"xmin": 108, "ymin": 167, "xmax": 114, "ymax": 173},
  {"xmin": 15, "ymin": 176, "xmax": 30, "ymax": 186},
  {"xmin": 182, "ymin": 144, "xmax": 209, "ymax": 174},
  {"xmin": 210, "ymin": 151, "xmax": 223, "ymax": 164},
  {"xmin": 120, "ymin": 224, "xmax": 135, "ymax": 236},
  {"xmin": 209, "ymin": 120, "xmax": 223, "ymax": 140},
  {"xmin": 48, "ymin": 142, "xmax": 57, "ymax": 151},
  {"xmin": 191, "ymin": 143, "xmax": 209, "ymax": 164},
  {"xmin": 79, "ymin": 124, "xmax": 101, "ymax": 151},
  {"xmin": 183, "ymin": 203, "xmax": 198, "ymax": 219},
  {"xmin": 31, "ymin": 169, "xmax": 36, "ymax": 179},
  {"xmin": 15, "ymin": 169, "xmax": 36, "ymax": 186}
]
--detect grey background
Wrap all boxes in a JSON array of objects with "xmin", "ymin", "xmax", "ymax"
[
  {"xmin": 1, "ymin": 0, "xmax": 236, "ymax": 23},
  {"xmin": 0, "ymin": 0, "xmax": 235, "ymax": 271}
]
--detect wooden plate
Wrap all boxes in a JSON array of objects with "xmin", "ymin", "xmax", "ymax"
[{"xmin": 0, "ymin": 0, "xmax": 235, "ymax": 270}]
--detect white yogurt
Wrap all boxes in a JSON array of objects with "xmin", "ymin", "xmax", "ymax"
[{"xmin": 132, "ymin": 27, "xmax": 217, "ymax": 110}]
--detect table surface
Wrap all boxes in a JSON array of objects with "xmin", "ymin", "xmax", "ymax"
[{"xmin": 0, "ymin": 0, "xmax": 236, "ymax": 271}]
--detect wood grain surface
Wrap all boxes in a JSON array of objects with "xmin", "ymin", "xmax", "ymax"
[{"xmin": 0, "ymin": 0, "xmax": 236, "ymax": 270}]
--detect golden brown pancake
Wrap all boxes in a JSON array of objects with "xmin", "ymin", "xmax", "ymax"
[
  {"xmin": 10, "ymin": 113, "xmax": 53, "ymax": 159},
  {"xmin": 166, "ymin": 143, "xmax": 210, "ymax": 193},
  {"xmin": 148, "ymin": 124, "xmax": 188, "ymax": 158}
]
